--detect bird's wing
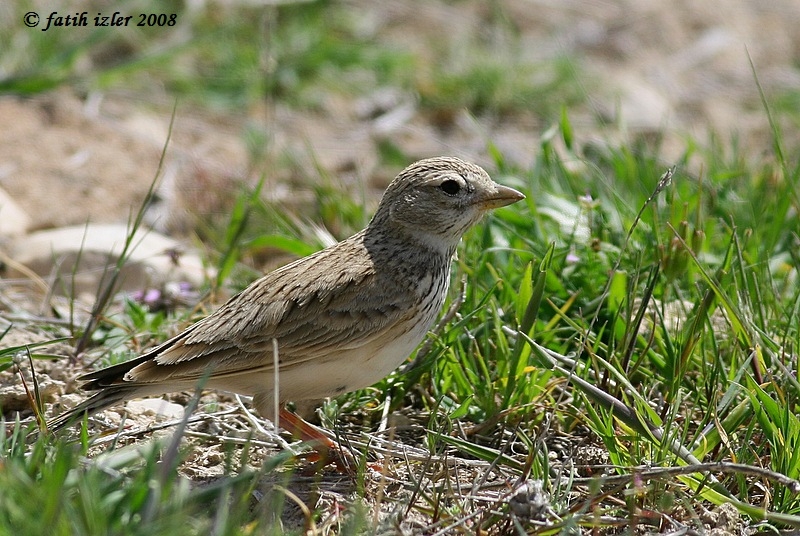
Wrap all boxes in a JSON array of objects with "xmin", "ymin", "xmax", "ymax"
[{"xmin": 120, "ymin": 238, "xmax": 419, "ymax": 385}]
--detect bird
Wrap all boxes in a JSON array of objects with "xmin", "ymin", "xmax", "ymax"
[{"xmin": 47, "ymin": 156, "xmax": 525, "ymax": 437}]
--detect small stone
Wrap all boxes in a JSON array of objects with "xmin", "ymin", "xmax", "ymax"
[
  {"xmin": 508, "ymin": 480, "xmax": 550, "ymax": 522},
  {"xmin": 0, "ymin": 185, "xmax": 31, "ymax": 236},
  {"xmin": 0, "ymin": 378, "xmax": 63, "ymax": 411},
  {"xmin": 126, "ymin": 398, "xmax": 185, "ymax": 420},
  {"xmin": 8, "ymin": 223, "xmax": 211, "ymax": 296}
]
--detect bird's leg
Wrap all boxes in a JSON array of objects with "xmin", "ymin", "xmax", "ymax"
[
  {"xmin": 278, "ymin": 407, "xmax": 355, "ymax": 471},
  {"xmin": 278, "ymin": 407, "xmax": 333, "ymax": 445}
]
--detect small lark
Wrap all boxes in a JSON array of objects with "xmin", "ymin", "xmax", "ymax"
[{"xmin": 49, "ymin": 157, "xmax": 524, "ymax": 433}]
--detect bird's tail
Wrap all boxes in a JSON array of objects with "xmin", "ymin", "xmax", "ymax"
[
  {"xmin": 45, "ymin": 348, "xmax": 161, "ymax": 434},
  {"xmin": 46, "ymin": 384, "xmax": 140, "ymax": 433}
]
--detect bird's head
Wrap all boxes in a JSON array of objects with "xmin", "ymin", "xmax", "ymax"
[{"xmin": 370, "ymin": 157, "xmax": 525, "ymax": 252}]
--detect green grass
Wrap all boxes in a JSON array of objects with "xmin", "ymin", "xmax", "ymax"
[
  {"xmin": 3, "ymin": 0, "xmax": 800, "ymax": 533},
  {"xmin": 1, "ymin": 0, "xmax": 417, "ymax": 109},
  {"xmin": 0, "ymin": 419, "xmax": 299, "ymax": 535}
]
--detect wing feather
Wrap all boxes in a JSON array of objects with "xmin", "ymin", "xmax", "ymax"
[{"xmin": 125, "ymin": 234, "xmax": 417, "ymax": 385}]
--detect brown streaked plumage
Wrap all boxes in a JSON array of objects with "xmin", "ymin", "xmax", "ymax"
[{"xmin": 48, "ymin": 157, "xmax": 525, "ymax": 432}]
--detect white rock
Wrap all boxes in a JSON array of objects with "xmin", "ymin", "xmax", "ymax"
[
  {"xmin": 126, "ymin": 398, "xmax": 185, "ymax": 420},
  {"xmin": 8, "ymin": 223, "xmax": 210, "ymax": 295},
  {"xmin": 0, "ymin": 185, "xmax": 31, "ymax": 237}
]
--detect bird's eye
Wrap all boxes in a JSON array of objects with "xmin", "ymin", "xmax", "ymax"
[{"xmin": 439, "ymin": 179, "xmax": 461, "ymax": 196}]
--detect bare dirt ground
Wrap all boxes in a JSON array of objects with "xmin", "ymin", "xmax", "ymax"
[
  {"xmin": 2, "ymin": 1, "xmax": 798, "ymax": 234},
  {"xmin": 1, "ymin": 0, "xmax": 799, "ymax": 532}
]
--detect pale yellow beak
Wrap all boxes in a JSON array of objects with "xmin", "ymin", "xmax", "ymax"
[{"xmin": 478, "ymin": 184, "xmax": 526, "ymax": 210}]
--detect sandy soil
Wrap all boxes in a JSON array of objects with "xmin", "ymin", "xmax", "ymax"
[{"xmin": 1, "ymin": 0, "xmax": 798, "ymax": 235}]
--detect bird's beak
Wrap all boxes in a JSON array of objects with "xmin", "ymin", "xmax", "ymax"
[{"xmin": 478, "ymin": 184, "xmax": 526, "ymax": 210}]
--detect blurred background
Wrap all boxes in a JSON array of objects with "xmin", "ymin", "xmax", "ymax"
[{"xmin": 1, "ymin": 0, "xmax": 799, "ymax": 241}]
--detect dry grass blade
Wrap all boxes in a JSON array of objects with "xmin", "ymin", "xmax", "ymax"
[{"xmin": 75, "ymin": 104, "xmax": 178, "ymax": 356}]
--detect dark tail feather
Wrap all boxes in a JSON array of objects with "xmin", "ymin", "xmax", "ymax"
[
  {"xmin": 46, "ymin": 385, "xmax": 139, "ymax": 433},
  {"xmin": 46, "ymin": 334, "xmax": 188, "ymax": 434},
  {"xmin": 79, "ymin": 353, "xmax": 154, "ymax": 390}
]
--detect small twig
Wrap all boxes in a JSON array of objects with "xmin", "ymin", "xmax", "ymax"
[
  {"xmin": 181, "ymin": 430, "xmax": 286, "ymax": 450},
  {"xmin": 350, "ymin": 431, "xmax": 492, "ymax": 467},
  {"xmin": 0, "ymin": 249, "xmax": 50, "ymax": 294},
  {"xmin": 272, "ymin": 484, "xmax": 318, "ymax": 534},
  {"xmin": 0, "ymin": 313, "xmax": 78, "ymax": 327},
  {"xmin": 377, "ymin": 390, "xmax": 392, "ymax": 435},
  {"xmin": 426, "ymin": 509, "xmax": 485, "ymax": 536},
  {"xmin": 573, "ymin": 461, "xmax": 800, "ymax": 494},
  {"xmin": 234, "ymin": 394, "xmax": 296, "ymax": 453},
  {"xmin": 83, "ymin": 408, "xmax": 238, "ymax": 447},
  {"xmin": 371, "ymin": 425, "xmax": 394, "ymax": 532}
]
